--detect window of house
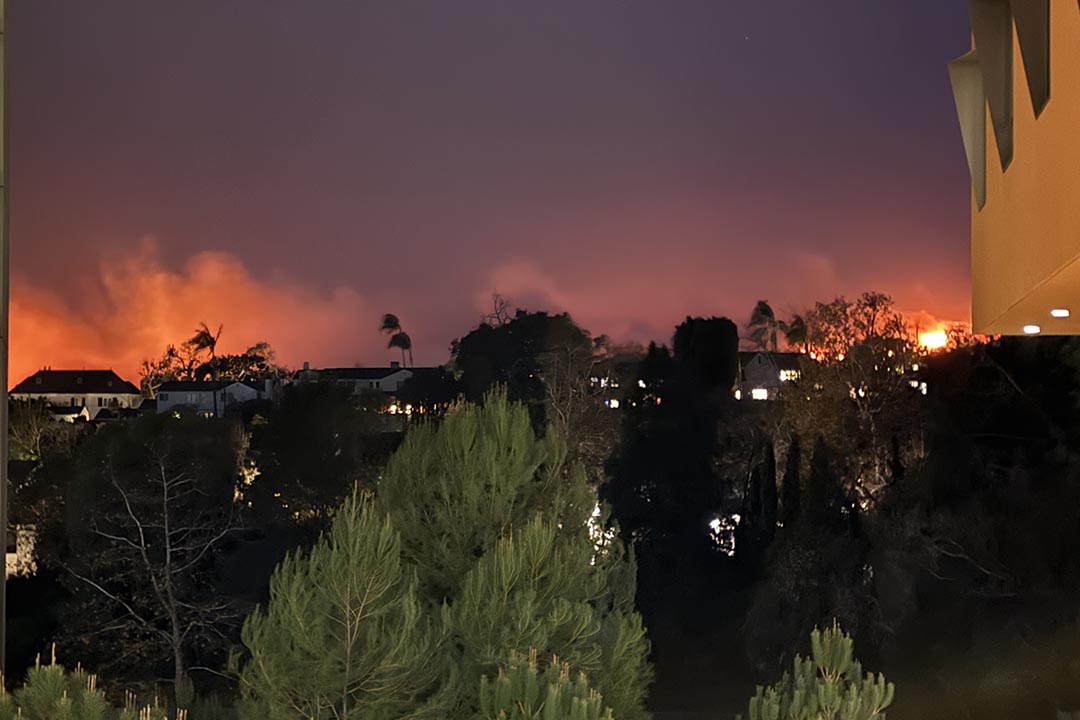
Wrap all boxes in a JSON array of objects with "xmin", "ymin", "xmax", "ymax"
[{"xmin": 159, "ymin": 393, "xmax": 169, "ymax": 401}]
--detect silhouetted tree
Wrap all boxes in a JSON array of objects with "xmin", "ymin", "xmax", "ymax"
[
  {"xmin": 57, "ymin": 410, "xmax": 243, "ymax": 705},
  {"xmin": 672, "ymin": 316, "xmax": 740, "ymax": 392},
  {"xmin": 780, "ymin": 436, "xmax": 802, "ymax": 525},
  {"xmin": 381, "ymin": 313, "xmax": 414, "ymax": 367}
]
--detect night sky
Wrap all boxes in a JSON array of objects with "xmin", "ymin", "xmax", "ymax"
[{"xmin": 10, "ymin": 1, "xmax": 974, "ymax": 382}]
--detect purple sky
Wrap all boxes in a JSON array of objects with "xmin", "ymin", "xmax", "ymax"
[{"xmin": 8, "ymin": 1, "xmax": 974, "ymax": 378}]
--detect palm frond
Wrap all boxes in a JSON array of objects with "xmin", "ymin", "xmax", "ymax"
[
  {"xmin": 380, "ymin": 314, "xmax": 402, "ymax": 334},
  {"xmin": 388, "ymin": 332, "xmax": 412, "ymax": 351}
]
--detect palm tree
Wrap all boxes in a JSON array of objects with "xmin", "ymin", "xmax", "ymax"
[
  {"xmin": 748, "ymin": 301, "xmax": 780, "ymax": 352},
  {"xmin": 190, "ymin": 322, "xmax": 223, "ymax": 359},
  {"xmin": 780, "ymin": 314, "xmax": 807, "ymax": 351},
  {"xmin": 380, "ymin": 313, "xmax": 414, "ymax": 367}
]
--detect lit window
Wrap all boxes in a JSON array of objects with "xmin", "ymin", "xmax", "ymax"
[
  {"xmin": 1052, "ymin": 308, "xmax": 1071, "ymax": 318},
  {"xmin": 734, "ymin": 389, "xmax": 742, "ymax": 400},
  {"xmin": 779, "ymin": 370, "xmax": 800, "ymax": 382},
  {"xmin": 751, "ymin": 388, "xmax": 769, "ymax": 401},
  {"xmin": 1023, "ymin": 325, "xmax": 1041, "ymax": 335},
  {"xmin": 637, "ymin": 379, "xmax": 646, "ymax": 389},
  {"xmin": 920, "ymin": 382, "xmax": 928, "ymax": 396},
  {"xmin": 608, "ymin": 399, "xmax": 620, "ymax": 409}
]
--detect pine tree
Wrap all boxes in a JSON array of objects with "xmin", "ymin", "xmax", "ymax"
[
  {"xmin": 237, "ymin": 492, "xmax": 445, "ymax": 720},
  {"xmin": 376, "ymin": 388, "xmax": 595, "ymax": 601},
  {"xmin": 478, "ymin": 649, "xmax": 615, "ymax": 720},
  {"xmin": 238, "ymin": 389, "xmax": 653, "ymax": 720},
  {"xmin": 452, "ymin": 516, "xmax": 650, "ymax": 717},
  {"xmin": 744, "ymin": 623, "xmax": 894, "ymax": 720}
]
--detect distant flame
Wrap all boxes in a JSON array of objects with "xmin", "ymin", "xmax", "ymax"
[{"xmin": 919, "ymin": 329, "xmax": 948, "ymax": 350}]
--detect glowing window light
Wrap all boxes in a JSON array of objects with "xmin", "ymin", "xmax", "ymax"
[
  {"xmin": 919, "ymin": 329, "xmax": 948, "ymax": 350},
  {"xmin": 638, "ymin": 379, "xmax": 646, "ymax": 388},
  {"xmin": 1051, "ymin": 308, "xmax": 1071, "ymax": 318},
  {"xmin": 837, "ymin": 353, "xmax": 845, "ymax": 361},
  {"xmin": 608, "ymin": 398, "xmax": 620, "ymax": 409},
  {"xmin": 751, "ymin": 388, "xmax": 769, "ymax": 401},
  {"xmin": 779, "ymin": 369, "xmax": 800, "ymax": 382},
  {"xmin": 1023, "ymin": 325, "xmax": 1041, "ymax": 334},
  {"xmin": 734, "ymin": 389, "xmax": 742, "ymax": 400}
]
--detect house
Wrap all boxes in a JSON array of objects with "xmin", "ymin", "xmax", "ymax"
[
  {"xmin": 156, "ymin": 380, "xmax": 271, "ymax": 417},
  {"xmin": 735, "ymin": 352, "xmax": 803, "ymax": 401},
  {"xmin": 11, "ymin": 369, "xmax": 143, "ymax": 421},
  {"xmin": 293, "ymin": 361, "xmax": 414, "ymax": 395},
  {"xmin": 48, "ymin": 405, "xmax": 90, "ymax": 423},
  {"xmin": 949, "ymin": 0, "xmax": 1080, "ymax": 335}
]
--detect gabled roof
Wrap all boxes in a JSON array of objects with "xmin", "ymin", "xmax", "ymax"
[
  {"xmin": 294, "ymin": 367, "xmax": 413, "ymax": 381},
  {"xmin": 12, "ymin": 370, "xmax": 140, "ymax": 396},
  {"xmin": 738, "ymin": 352, "xmax": 804, "ymax": 372}
]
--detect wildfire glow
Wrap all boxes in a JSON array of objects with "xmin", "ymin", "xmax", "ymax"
[{"xmin": 919, "ymin": 329, "xmax": 948, "ymax": 350}]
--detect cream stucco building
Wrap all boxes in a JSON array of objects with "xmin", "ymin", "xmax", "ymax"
[{"xmin": 951, "ymin": 0, "xmax": 1080, "ymax": 335}]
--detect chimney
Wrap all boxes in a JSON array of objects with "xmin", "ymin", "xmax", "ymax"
[
  {"xmin": 390, "ymin": 361, "xmax": 400, "ymax": 370},
  {"xmin": 303, "ymin": 361, "xmax": 310, "ymax": 371}
]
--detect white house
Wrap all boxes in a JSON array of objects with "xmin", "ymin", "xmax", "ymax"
[
  {"xmin": 293, "ymin": 362, "xmax": 414, "ymax": 394},
  {"xmin": 11, "ymin": 369, "xmax": 143, "ymax": 421},
  {"xmin": 735, "ymin": 352, "xmax": 804, "ymax": 401},
  {"xmin": 156, "ymin": 380, "xmax": 270, "ymax": 417}
]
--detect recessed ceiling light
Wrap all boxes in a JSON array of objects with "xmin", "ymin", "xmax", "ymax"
[
  {"xmin": 1051, "ymin": 308, "xmax": 1071, "ymax": 318},
  {"xmin": 1023, "ymin": 325, "xmax": 1042, "ymax": 334}
]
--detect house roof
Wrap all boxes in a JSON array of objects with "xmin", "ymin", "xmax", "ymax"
[
  {"xmin": 738, "ymin": 352, "xmax": 804, "ymax": 372},
  {"xmin": 12, "ymin": 370, "xmax": 140, "ymax": 396},
  {"xmin": 294, "ymin": 367, "xmax": 413, "ymax": 381},
  {"xmin": 159, "ymin": 380, "xmax": 265, "ymax": 393},
  {"xmin": 158, "ymin": 381, "xmax": 232, "ymax": 392},
  {"xmin": 48, "ymin": 405, "xmax": 88, "ymax": 416}
]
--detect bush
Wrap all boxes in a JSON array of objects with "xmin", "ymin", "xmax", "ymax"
[
  {"xmin": 479, "ymin": 649, "xmax": 615, "ymax": 720},
  {"xmin": 743, "ymin": 623, "xmax": 895, "ymax": 720},
  {"xmin": 0, "ymin": 650, "xmax": 205, "ymax": 720}
]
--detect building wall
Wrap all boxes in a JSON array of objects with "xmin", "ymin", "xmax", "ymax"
[
  {"xmin": 11, "ymin": 392, "xmax": 142, "ymax": 420},
  {"xmin": 157, "ymin": 384, "xmax": 262, "ymax": 416},
  {"xmin": 157, "ymin": 390, "xmax": 223, "ymax": 416},
  {"xmin": 970, "ymin": 0, "xmax": 1080, "ymax": 332}
]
